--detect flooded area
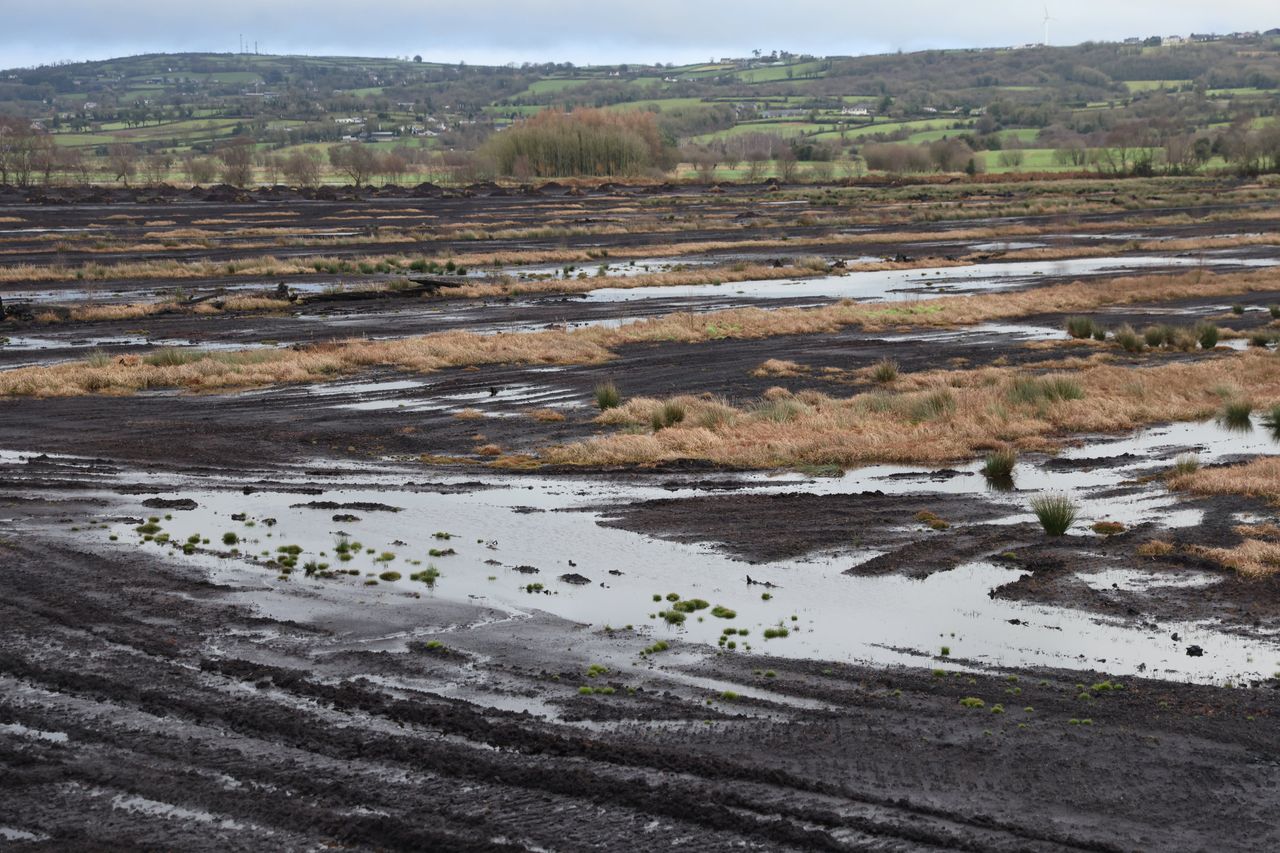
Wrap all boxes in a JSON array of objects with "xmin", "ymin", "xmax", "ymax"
[{"xmin": 7, "ymin": 410, "xmax": 1277, "ymax": 687}]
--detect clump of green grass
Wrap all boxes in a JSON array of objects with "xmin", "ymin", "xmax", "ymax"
[
  {"xmin": 643, "ymin": 640, "xmax": 670, "ymax": 655},
  {"xmin": 671, "ymin": 598, "xmax": 709, "ymax": 613},
  {"xmin": 908, "ymin": 389, "xmax": 955, "ymax": 422},
  {"xmin": 762, "ymin": 626, "xmax": 789, "ymax": 639},
  {"xmin": 982, "ymin": 447, "xmax": 1017, "ymax": 486},
  {"xmin": 710, "ymin": 605, "xmax": 737, "ymax": 619},
  {"xmin": 1065, "ymin": 316, "xmax": 1102, "ymax": 340},
  {"xmin": 1231, "ymin": 304, "xmax": 1245, "ymax": 315},
  {"xmin": 143, "ymin": 347, "xmax": 207, "ymax": 367},
  {"xmin": 1030, "ymin": 493, "xmax": 1077, "ymax": 536},
  {"xmin": 1142, "ymin": 324, "xmax": 1176, "ymax": 348},
  {"xmin": 1260, "ymin": 405, "xmax": 1280, "ymax": 438},
  {"xmin": 222, "ymin": 531, "xmax": 238, "ymax": 546},
  {"xmin": 1196, "ymin": 323, "xmax": 1220, "ymax": 349},
  {"xmin": 1249, "ymin": 331, "xmax": 1274, "ymax": 348},
  {"xmin": 378, "ymin": 571, "xmax": 401, "ymax": 582},
  {"xmin": 410, "ymin": 565, "xmax": 441, "ymax": 586},
  {"xmin": 1220, "ymin": 399, "xmax": 1253, "ymax": 430},
  {"xmin": 871, "ymin": 358, "xmax": 899, "ymax": 383},
  {"xmin": 959, "ymin": 697, "xmax": 985, "ymax": 709},
  {"xmin": 1270, "ymin": 305, "xmax": 1280, "ymax": 319},
  {"xmin": 594, "ymin": 381, "xmax": 621, "ymax": 410},
  {"xmin": 1172, "ymin": 453, "xmax": 1201, "ymax": 475},
  {"xmin": 1008, "ymin": 375, "xmax": 1084, "ymax": 406},
  {"xmin": 651, "ymin": 400, "xmax": 686, "ymax": 431},
  {"xmin": 1113, "ymin": 324, "xmax": 1144, "ymax": 353},
  {"xmin": 660, "ymin": 610, "xmax": 686, "ymax": 625}
]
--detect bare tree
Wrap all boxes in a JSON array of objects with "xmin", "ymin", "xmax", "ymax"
[
  {"xmin": 282, "ymin": 150, "xmax": 321, "ymax": 187},
  {"xmin": 996, "ymin": 149, "xmax": 1025, "ymax": 168},
  {"xmin": 745, "ymin": 149, "xmax": 769, "ymax": 182},
  {"xmin": 107, "ymin": 143, "xmax": 139, "ymax": 185},
  {"xmin": 217, "ymin": 137, "xmax": 256, "ymax": 186},
  {"xmin": 182, "ymin": 155, "xmax": 218, "ymax": 185},
  {"xmin": 329, "ymin": 141, "xmax": 378, "ymax": 186},
  {"xmin": 141, "ymin": 153, "xmax": 173, "ymax": 185},
  {"xmin": 381, "ymin": 150, "xmax": 409, "ymax": 185},
  {"xmin": 775, "ymin": 147, "xmax": 799, "ymax": 182},
  {"xmin": 0, "ymin": 117, "xmax": 41, "ymax": 186},
  {"xmin": 59, "ymin": 147, "xmax": 90, "ymax": 184}
]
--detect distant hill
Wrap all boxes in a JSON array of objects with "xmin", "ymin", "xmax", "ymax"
[{"xmin": 1, "ymin": 35, "xmax": 1277, "ymax": 184}]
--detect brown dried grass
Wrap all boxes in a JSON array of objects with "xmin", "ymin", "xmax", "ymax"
[{"xmin": 541, "ymin": 353, "xmax": 1280, "ymax": 469}]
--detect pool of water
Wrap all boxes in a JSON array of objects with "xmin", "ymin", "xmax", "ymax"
[
  {"xmin": 7, "ymin": 415, "xmax": 1277, "ymax": 685},
  {"xmin": 581, "ymin": 255, "xmax": 1280, "ymax": 304}
]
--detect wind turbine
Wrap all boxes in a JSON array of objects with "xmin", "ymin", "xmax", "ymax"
[{"xmin": 1043, "ymin": 5, "xmax": 1057, "ymax": 46}]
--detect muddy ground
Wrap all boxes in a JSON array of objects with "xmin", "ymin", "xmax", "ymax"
[{"xmin": 3, "ymin": 183, "xmax": 1280, "ymax": 850}]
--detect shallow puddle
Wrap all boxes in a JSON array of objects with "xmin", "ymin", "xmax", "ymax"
[{"xmin": 580, "ymin": 254, "xmax": 1280, "ymax": 304}]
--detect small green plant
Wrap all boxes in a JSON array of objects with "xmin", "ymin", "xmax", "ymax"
[
  {"xmin": 1030, "ymin": 493, "xmax": 1077, "ymax": 536},
  {"xmin": 982, "ymin": 447, "xmax": 1017, "ymax": 484},
  {"xmin": 651, "ymin": 400, "xmax": 686, "ymax": 431},
  {"xmin": 871, "ymin": 358, "xmax": 899, "ymax": 383},
  {"xmin": 940, "ymin": 646, "xmax": 951, "ymax": 657},
  {"xmin": 1065, "ymin": 316, "xmax": 1101, "ymax": 339},
  {"xmin": 1113, "ymin": 324, "xmax": 1144, "ymax": 353},
  {"xmin": 594, "ymin": 381, "xmax": 621, "ymax": 410},
  {"xmin": 410, "ymin": 566, "xmax": 441, "ymax": 586},
  {"xmin": 660, "ymin": 610, "xmax": 687, "ymax": 625},
  {"xmin": 1262, "ymin": 405, "xmax": 1280, "ymax": 438},
  {"xmin": 762, "ymin": 626, "xmax": 789, "ymax": 639},
  {"xmin": 959, "ymin": 697, "xmax": 985, "ymax": 709},
  {"xmin": 761, "ymin": 592, "xmax": 772, "ymax": 601},
  {"xmin": 908, "ymin": 389, "xmax": 955, "ymax": 422},
  {"xmin": 710, "ymin": 605, "xmax": 737, "ymax": 619},
  {"xmin": 378, "ymin": 571, "xmax": 401, "ymax": 582},
  {"xmin": 222, "ymin": 532, "xmax": 238, "ymax": 546},
  {"xmin": 1196, "ymin": 323, "xmax": 1220, "ymax": 349},
  {"xmin": 1271, "ymin": 305, "xmax": 1280, "ymax": 319},
  {"xmin": 1220, "ymin": 399, "xmax": 1253, "ymax": 430},
  {"xmin": 719, "ymin": 690, "xmax": 739, "ymax": 701},
  {"xmin": 1092, "ymin": 521, "xmax": 1125, "ymax": 536},
  {"xmin": 1231, "ymin": 304, "xmax": 1245, "ymax": 315},
  {"xmin": 1009, "ymin": 375, "xmax": 1084, "ymax": 405}
]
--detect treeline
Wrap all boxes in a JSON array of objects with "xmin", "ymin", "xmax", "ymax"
[{"xmin": 483, "ymin": 109, "xmax": 671, "ymax": 178}]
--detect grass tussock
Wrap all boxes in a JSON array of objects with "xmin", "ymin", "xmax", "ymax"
[
  {"xmin": 982, "ymin": 447, "xmax": 1017, "ymax": 483},
  {"xmin": 1030, "ymin": 493, "xmax": 1078, "ymax": 536},
  {"xmin": 1187, "ymin": 540, "xmax": 1280, "ymax": 579},
  {"xmin": 870, "ymin": 358, "xmax": 899, "ymax": 384},
  {"xmin": 594, "ymin": 381, "xmax": 621, "ymax": 410}
]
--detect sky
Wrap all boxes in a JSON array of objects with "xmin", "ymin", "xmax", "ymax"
[{"xmin": 2, "ymin": 0, "xmax": 1277, "ymax": 69}]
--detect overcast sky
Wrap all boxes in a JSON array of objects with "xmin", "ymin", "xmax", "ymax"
[{"xmin": 3, "ymin": 1, "xmax": 1277, "ymax": 69}]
